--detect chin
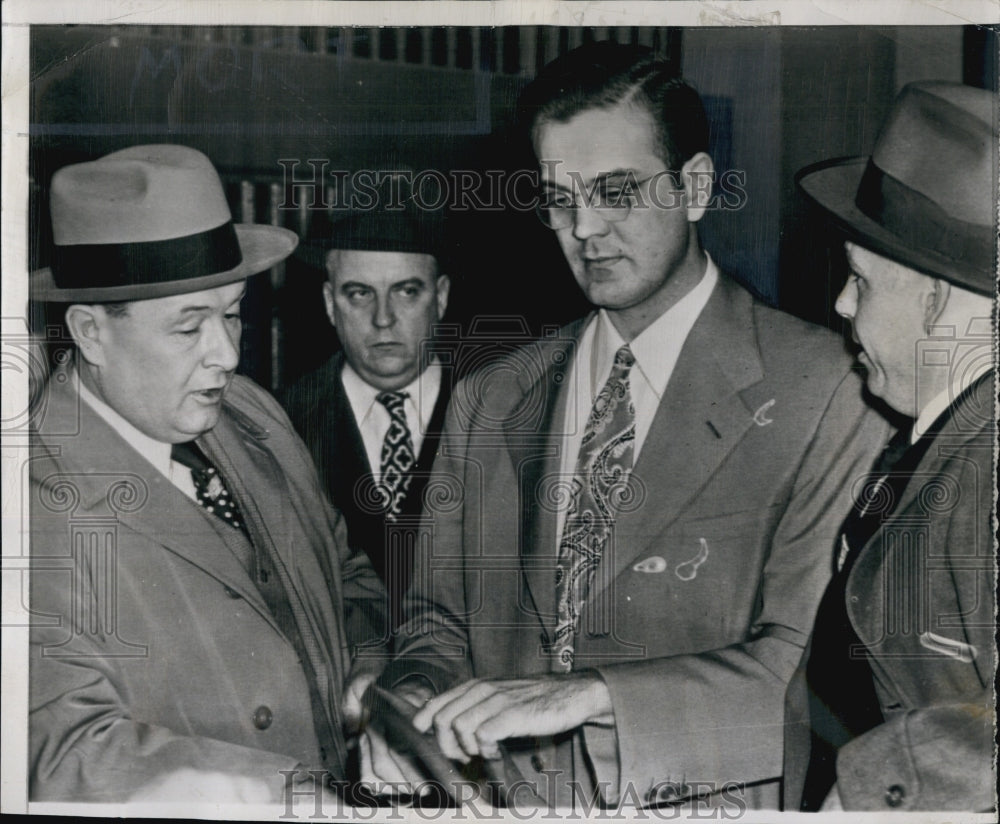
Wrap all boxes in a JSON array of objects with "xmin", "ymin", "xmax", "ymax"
[{"xmin": 179, "ymin": 411, "xmax": 221, "ymax": 440}]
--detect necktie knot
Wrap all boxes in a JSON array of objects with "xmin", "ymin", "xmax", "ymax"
[
  {"xmin": 170, "ymin": 440, "xmax": 209, "ymax": 472},
  {"xmin": 377, "ymin": 391, "xmax": 409, "ymax": 417},
  {"xmin": 612, "ymin": 343, "xmax": 635, "ymax": 373}
]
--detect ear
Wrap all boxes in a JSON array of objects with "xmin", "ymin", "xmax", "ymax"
[
  {"xmin": 923, "ymin": 278, "xmax": 951, "ymax": 333},
  {"xmin": 64, "ymin": 304, "xmax": 108, "ymax": 367},
  {"xmin": 435, "ymin": 274, "xmax": 451, "ymax": 321},
  {"xmin": 681, "ymin": 151, "xmax": 715, "ymax": 224},
  {"xmin": 322, "ymin": 280, "xmax": 337, "ymax": 328}
]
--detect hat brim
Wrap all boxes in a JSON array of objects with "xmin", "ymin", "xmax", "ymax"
[
  {"xmin": 30, "ymin": 224, "xmax": 299, "ymax": 303},
  {"xmin": 796, "ymin": 157, "xmax": 994, "ymax": 295}
]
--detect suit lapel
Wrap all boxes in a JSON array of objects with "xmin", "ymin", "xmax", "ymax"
[
  {"xmin": 328, "ymin": 354, "xmax": 373, "ymax": 505},
  {"xmin": 861, "ymin": 370, "xmax": 994, "ymax": 539},
  {"xmin": 587, "ymin": 278, "xmax": 764, "ymax": 608},
  {"xmin": 201, "ymin": 397, "xmax": 298, "ymax": 583},
  {"xmin": 415, "ymin": 370, "xmax": 452, "ymax": 472},
  {"xmin": 507, "ymin": 322, "xmax": 588, "ymax": 634},
  {"xmin": 37, "ymin": 372, "xmax": 278, "ymax": 630}
]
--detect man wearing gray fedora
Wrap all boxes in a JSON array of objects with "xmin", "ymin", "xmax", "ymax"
[
  {"xmin": 27, "ymin": 144, "xmax": 387, "ymax": 803},
  {"xmin": 783, "ymin": 82, "xmax": 996, "ymax": 812},
  {"xmin": 282, "ymin": 210, "xmax": 452, "ymax": 634}
]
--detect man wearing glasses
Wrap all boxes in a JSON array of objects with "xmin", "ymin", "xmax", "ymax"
[{"xmin": 365, "ymin": 42, "xmax": 887, "ymax": 810}]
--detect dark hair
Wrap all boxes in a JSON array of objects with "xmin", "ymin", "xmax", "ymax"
[
  {"xmin": 517, "ymin": 41, "xmax": 709, "ymax": 171},
  {"xmin": 101, "ymin": 302, "xmax": 130, "ymax": 318}
]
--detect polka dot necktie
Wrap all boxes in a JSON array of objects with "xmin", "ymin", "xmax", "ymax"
[
  {"xmin": 376, "ymin": 391, "xmax": 416, "ymax": 522},
  {"xmin": 171, "ymin": 441, "xmax": 249, "ymax": 537},
  {"xmin": 552, "ymin": 344, "xmax": 637, "ymax": 672}
]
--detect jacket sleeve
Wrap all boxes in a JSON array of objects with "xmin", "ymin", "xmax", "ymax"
[
  {"xmin": 593, "ymin": 370, "xmax": 890, "ymax": 803},
  {"xmin": 835, "ymin": 443, "xmax": 996, "ymax": 812}
]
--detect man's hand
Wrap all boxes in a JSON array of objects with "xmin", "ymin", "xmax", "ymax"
[
  {"xmin": 411, "ymin": 673, "xmax": 613, "ymax": 762},
  {"xmin": 358, "ymin": 682, "xmax": 434, "ymax": 796},
  {"xmin": 342, "ymin": 671, "xmax": 378, "ymax": 734}
]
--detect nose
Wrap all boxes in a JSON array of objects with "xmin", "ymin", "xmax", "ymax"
[
  {"xmin": 571, "ymin": 203, "xmax": 613, "ymax": 242},
  {"xmin": 834, "ymin": 278, "xmax": 857, "ymax": 320},
  {"xmin": 204, "ymin": 317, "xmax": 240, "ymax": 372},
  {"xmin": 372, "ymin": 294, "xmax": 396, "ymax": 329}
]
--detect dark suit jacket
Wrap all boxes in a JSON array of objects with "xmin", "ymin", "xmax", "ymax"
[
  {"xmin": 282, "ymin": 352, "xmax": 451, "ymax": 628},
  {"xmin": 28, "ymin": 369, "xmax": 387, "ymax": 802},
  {"xmin": 383, "ymin": 276, "xmax": 890, "ymax": 809},
  {"xmin": 783, "ymin": 372, "xmax": 996, "ymax": 812}
]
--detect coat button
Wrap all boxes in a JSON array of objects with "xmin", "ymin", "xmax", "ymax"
[
  {"xmin": 530, "ymin": 754, "xmax": 545, "ymax": 772},
  {"xmin": 223, "ymin": 586, "xmax": 241, "ymax": 599},
  {"xmin": 885, "ymin": 784, "xmax": 905, "ymax": 807},
  {"xmin": 252, "ymin": 705, "xmax": 273, "ymax": 730}
]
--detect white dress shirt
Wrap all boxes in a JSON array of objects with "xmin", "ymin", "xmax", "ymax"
[
  {"xmin": 556, "ymin": 256, "xmax": 719, "ymax": 547},
  {"xmin": 77, "ymin": 373, "xmax": 199, "ymax": 501},
  {"xmin": 340, "ymin": 360, "xmax": 443, "ymax": 481}
]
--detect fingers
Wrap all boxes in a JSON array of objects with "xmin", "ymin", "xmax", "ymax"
[
  {"xmin": 360, "ymin": 727, "xmax": 428, "ymax": 796},
  {"xmin": 342, "ymin": 672, "xmax": 378, "ymax": 732},
  {"xmin": 412, "ymin": 680, "xmax": 497, "ymax": 761},
  {"xmin": 407, "ymin": 676, "xmax": 609, "ymax": 765},
  {"xmin": 413, "ymin": 679, "xmax": 537, "ymax": 762}
]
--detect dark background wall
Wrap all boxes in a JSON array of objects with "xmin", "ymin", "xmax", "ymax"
[{"xmin": 29, "ymin": 24, "xmax": 996, "ymax": 391}]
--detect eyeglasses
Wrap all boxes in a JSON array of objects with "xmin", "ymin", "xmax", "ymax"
[{"xmin": 535, "ymin": 171, "xmax": 680, "ymax": 231}]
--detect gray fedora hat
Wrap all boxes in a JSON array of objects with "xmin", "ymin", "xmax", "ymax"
[
  {"xmin": 796, "ymin": 81, "xmax": 996, "ymax": 296},
  {"xmin": 31, "ymin": 144, "xmax": 298, "ymax": 302}
]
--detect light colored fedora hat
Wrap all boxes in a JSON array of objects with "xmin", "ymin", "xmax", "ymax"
[
  {"xmin": 796, "ymin": 81, "xmax": 996, "ymax": 296},
  {"xmin": 31, "ymin": 144, "xmax": 298, "ymax": 302}
]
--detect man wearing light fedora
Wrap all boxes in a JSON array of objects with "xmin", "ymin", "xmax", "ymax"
[
  {"xmin": 281, "ymin": 209, "xmax": 452, "ymax": 635},
  {"xmin": 783, "ymin": 82, "xmax": 997, "ymax": 812},
  {"xmin": 28, "ymin": 144, "xmax": 387, "ymax": 803}
]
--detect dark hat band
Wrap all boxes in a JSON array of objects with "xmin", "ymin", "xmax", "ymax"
[
  {"xmin": 856, "ymin": 160, "xmax": 992, "ymax": 272},
  {"xmin": 50, "ymin": 221, "xmax": 243, "ymax": 291}
]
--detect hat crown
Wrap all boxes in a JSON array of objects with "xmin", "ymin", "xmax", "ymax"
[
  {"xmin": 871, "ymin": 82, "xmax": 996, "ymax": 227},
  {"xmin": 50, "ymin": 144, "xmax": 232, "ymax": 245}
]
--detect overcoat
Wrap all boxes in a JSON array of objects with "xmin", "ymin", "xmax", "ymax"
[
  {"xmin": 28, "ymin": 369, "xmax": 387, "ymax": 801},
  {"xmin": 783, "ymin": 372, "xmax": 996, "ymax": 812}
]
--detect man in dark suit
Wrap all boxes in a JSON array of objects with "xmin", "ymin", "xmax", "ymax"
[
  {"xmin": 28, "ymin": 145, "xmax": 387, "ymax": 803},
  {"xmin": 282, "ymin": 211, "xmax": 451, "ymax": 632},
  {"xmin": 363, "ymin": 43, "xmax": 888, "ymax": 810},
  {"xmin": 784, "ymin": 82, "xmax": 996, "ymax": 813}
]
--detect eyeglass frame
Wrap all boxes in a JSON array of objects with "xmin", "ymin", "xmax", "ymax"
[{"xmin": 534, "ymin": 169, "xmax": 685, "ymax": 231}]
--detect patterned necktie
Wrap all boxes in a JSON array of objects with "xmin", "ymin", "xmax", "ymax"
[
  {"xmin": 171, "ymin": 441, "xmax": 248, "ymax": 536},
  {"xmin": 377, "ymin": 391, "xmax": 416, "ymax": 522},
  {"xmin": 552, "ymin": 344, "xmax": 637, "ymax": 672}
]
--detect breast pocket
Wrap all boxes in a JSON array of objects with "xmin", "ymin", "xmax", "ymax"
[
  {"xmin": 614, "ymin": 506, "xmax": 782, "ymax": 653},
  {"xmin": 667, "ymin": 505, "xmax": 780, "ymax": 584}
]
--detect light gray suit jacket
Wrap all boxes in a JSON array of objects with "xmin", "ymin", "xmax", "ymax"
[{"xmin": 384, "ymin": 276, "xmax": 890, "ymax": 810}]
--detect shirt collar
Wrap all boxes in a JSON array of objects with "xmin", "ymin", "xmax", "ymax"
[
  {"xmin": 341, "ymin": 358, "xmax": 442, "ymax": 432},
  {"xmin": 76, "ymin": 368, "xmax": 173, "ymax": 478},
  {"xmin": 591, "ymin": 255, "xmax": 719, "ymax": 398},
  {"xmin": 912, "ymin": 360, "xmax": 993, "ymax": 443}
]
